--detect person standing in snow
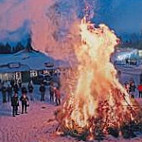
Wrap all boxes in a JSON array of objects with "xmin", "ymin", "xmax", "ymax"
[
  {"xmin": 7, "ymin": 84, "xmax": 13, "ymax": 102},
  {"xmin": 21, "ymin": 85, "xmax": 27, "ymax": 94},
  {"xmin": 138, "ymin": 83, "xmax": 142, "ymax": 98},
  {"xmin": 11, "ymin": 93, "xmax": 19, "ymax": 117},
  {"xmin": 39, "ymin": 83, "xmax": 46, "ymax": 101},
  {"xmin": 49, "ymin": 82, "xmax": 54, "ymax": 102},
  {"xmin": 129, "ymin": 81, "xmax": 136, "ymax": 97},
  {"xmin": 54, "ymin": 87, "xmax": 61, "ymax": 106},
  {"xmin": 124, "ymin": 81, "xmax": 130, "ymax": 94},
  {"xmin": 18, "ymin": 79, "xmax": 22, "ymax": 89},
  {"xmin": 0, "ymin": 80, "xmax": 2, "ymax": 91},
  {"xmin": 13, "ymin": 82, "xmax": 19, "ymax": 93},
  {"xmin": 20, "ymin": 93, "xmax": 29, "ymax": 114},
  {"xmin": 10, "ymin": 80, "xmax": 14, "ymax": 88},
  {"xmin": 28, "ymin": 81, "xmax": 34, "ymax": 101},
  {"xmin": 1, "ymin": 84, "xmax": 7, "ymax": 103}
]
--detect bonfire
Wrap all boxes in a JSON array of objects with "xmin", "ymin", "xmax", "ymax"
[{"xmin": 55, "ymin": 17, "xmax": 142, "ymax": 141}]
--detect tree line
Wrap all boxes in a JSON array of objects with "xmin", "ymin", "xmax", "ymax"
[
  {"xmin": 0, "ymin": 42, "xmax": 26, "ymax": 54},
  {"xmin": 0, "ymin": 35, "xmax": 33, "ymax": 54},
  {"xmin": 120, "ymin": 32, "xmax": 142, "ymax": 49}
]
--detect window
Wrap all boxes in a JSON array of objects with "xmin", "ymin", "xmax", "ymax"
[{"xmin": 30, "ymin": 70, "xmax": 38, "ymax": 77}]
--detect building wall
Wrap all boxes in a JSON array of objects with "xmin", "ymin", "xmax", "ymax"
[
  {"xmin": 21, "ymin": 71, "xmax": 30, "ymax": 83},
  {"xmin": 0, "ymin": 73, "xmax": 15, "ymax": 81}
]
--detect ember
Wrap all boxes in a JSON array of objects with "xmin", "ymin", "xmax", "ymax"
[{"xmin": 56, "ymin": 17, "xmax": 142, "ymax": 140}]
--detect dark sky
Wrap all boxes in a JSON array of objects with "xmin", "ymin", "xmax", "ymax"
[{"xmin": 95, "ymin": 0, "xmax": 142, "ymax": 35}]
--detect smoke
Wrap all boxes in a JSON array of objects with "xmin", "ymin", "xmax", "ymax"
[
  {"xmin": 0, "ymin": 0, "xmax": 141, "ymax": 58},
  {"xmin": 0, "ymin": 0, "xmax": 97, "ymax": 60},
  {"xmin": 0, "ymin": 20, "xmax": 30, "ymax": 46},
  {"xmin": 0, "ymin": 0, "xmax": 56, "ymax": 48}
]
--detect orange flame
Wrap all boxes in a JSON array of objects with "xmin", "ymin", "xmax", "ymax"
[{"xmin": 56, "ymin": 17, "xmax": 142, "ymax": 139}]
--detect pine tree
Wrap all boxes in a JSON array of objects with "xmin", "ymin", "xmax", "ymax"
[
  {"xmin": 0, "ymin": 42, "xmax": 4, "ymax": 53},
  {"xmin": 5, "ymin": 43, "xmax": 11, "ymax": 54},
  {"xmin": 15, "ymin": 42, "xmax": 24, "ymax": 52},
  {"xmin": 26, "ymin": 33, "xmax": 33, "ymax": 52}
]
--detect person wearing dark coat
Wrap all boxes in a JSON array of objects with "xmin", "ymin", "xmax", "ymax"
[
  {"xmin": 54, "ymin": 87, "xmax": 61, "ymax": 106},
  {"xmin": 0, "ymin": 81, "xmax": 2, "ymax": 91},
  {"xmin": 130, "ymin": 82, "xmax": 136, "ymax": 92},
  {"xmin": 11, "ymin": 93, "xmax": 19, "ymax": 117},
  {"xmin": 1, "ymin": 85, "xmax": 7, "ymax": 103},
  {"xmin": 49, "ymin": 82, "xmax": 54, "ymax": 102},
  {"xmin": 28, "ymin": 83, "xmax": 34, "ymax": 101},
  {"xmin": 7, "ymin": 85, "xmax": 13, "ymax": 102},
  {"xmin": 10, "ymin": 80, "xmax": 14, "ymax": 88},
  {"xmin": 21, "ymin": 86, "xmax": 27, "ymax": 94},
  {"xmin": 20, "ymin": 94, "xmax": 29, "ymax": 114},
  {"xmin": 18, "ymin": 79, "xmax": 22, "ymax": 88},
  {"xmin": 13, "ymin": 83, "xmax": 19, "ymax": 93},
  {"xmin": 39, "ymin": 84, "xmax": 46, "ymax": 101},
  {"xmin": 129, "ymin": 81, "xmax": 136, "ymax": 98}
]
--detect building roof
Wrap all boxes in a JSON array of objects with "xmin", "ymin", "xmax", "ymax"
[
  {"xmin": 0, "ymin": 64, "xmax": 30, "ymax": 73},
  {"xmin": 0, "ymin": 50, "xmax": 69, "ymax": 73}
]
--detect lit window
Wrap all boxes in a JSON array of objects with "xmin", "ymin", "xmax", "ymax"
[{"xmin": 30, "ymin": 70, "xmax": 37, "ymax": 77}]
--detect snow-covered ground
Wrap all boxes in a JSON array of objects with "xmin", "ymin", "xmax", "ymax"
[
  {"xmin": 0, "ymin": 85, "xmax": 142, "ymax": 142},
  {"xmin": 1, "ymin": 100, "xmax": 142, "ymax": 142},
  {"xmin": 0, "ymin": 85, "xmax": 72, "ymax": 142}
]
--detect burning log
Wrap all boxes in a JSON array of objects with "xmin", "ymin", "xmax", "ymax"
[{"xmin": 55, "ymin": 17, "xmax": 142, "ymax": 141}]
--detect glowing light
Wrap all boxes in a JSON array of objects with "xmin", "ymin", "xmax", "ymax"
[{"xmin": 56, "ymin": 17, "xmax": 142, "ymax": 140}]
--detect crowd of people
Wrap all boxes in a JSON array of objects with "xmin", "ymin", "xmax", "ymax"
[
  {"xmin": 124, "ymin": 78, "xmax": 142, "ymax": 98},
  {"xmin": 0, "ymin": 79, "xmax": 61, "ymax": 117},
  {"xmin": 39, "ymin": 82, "xmax": 61, "ymax": 106},
  {"xmin": 2, "ymin": 77, "xmax": 142, "ymax": 117}
]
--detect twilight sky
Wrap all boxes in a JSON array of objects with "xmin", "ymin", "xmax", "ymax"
[
  {"xmin": 0, "ymin": 0, "xmax": 142, "ymax": 45},
  {"xmin": 95, "ymin": 0, "xmax": 142, "ymax": 35}
]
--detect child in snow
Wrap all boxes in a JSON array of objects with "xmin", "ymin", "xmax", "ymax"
[
  {"xmin": 20, "ymin": 93, "xmax": 29, "ymax": 114},
  {"xmin": 39, "ymin": 83, "xmax": 46, "ymax": 101},
  {"xmin": 54, "ymin": 87, "xmax": 61, "ymax": 106},
  {"xmin": 49, "ymin": 82, "xmax": 54, "ymax": 102},
  {"xmin": 11, "ymin": 93, "xmax": 19, "ymax": 117},
  {"xmin": 28, "ymin": 82, "xmax": 34, "ymax": 101}
]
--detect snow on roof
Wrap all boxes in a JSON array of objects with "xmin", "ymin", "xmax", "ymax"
[
  {"xmin": 116, "ymin": 65, "xmax": 142, "ymax": 75},
  {"xmin": 112, "ymin": 48, "xmax": 140, "ymax": 63},
  {"xmin": 0, "ymin": 64, "xmax": 30, "ymax": 73},
  {"xmin": 0, "ymin": 50, "xmax": 69, "ymax": 73}
]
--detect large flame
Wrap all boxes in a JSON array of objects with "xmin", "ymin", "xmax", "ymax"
[{"xmin": 56, "ymin": 18, "xmax": 142, "ymax": 140}]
